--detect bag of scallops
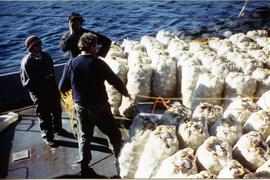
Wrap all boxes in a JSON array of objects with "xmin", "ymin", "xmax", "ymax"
[
  {"xmin": 134, "ymin": 125, "xmax": 179, "ymax": 178},
  {"xmin": 119, "ymin": 63, "xmax": 153, "ymax": 118},
  {"xmin": 161, "ymin": 101, "xmax": 191, "ymax": 126},
  {"xmin": 218, "ymin": 160, "xmax": 250, "ymax": 178},
  {"xmin": 256, "ymin": 159, "xmax": 270, "ymax": 173},
  {"xmin": 126, "ymin": 63, "xmax": 153, "ymax": 101},
  {"xmin": 233, "ymin": 131, "xmax": 270, "ymax": 172},
  {"xmin": 128, "ymin": 113, "xmax": 161, "ymax": 138},
  {"xmin": 105, "ymin": 42, "xmax": 126, "ymax": 59},
  {"xmin": 192, "ymin": 72, "xmax": 224, "ymax": 109},
  {"xmin": 177, "ymin": 118, "xmax": 209, "ymax": 150},
  {"xmin": 153, "ymin": 148, "xmax": 197, "ymax": 178},
  {"xmin": 104, "ymin": 56, "xmax": 128, "ymax": 115},
  {"xmin": 181, "ymin": 59, "xmax": 201, "ymax": 108},
  {"xmin": 192, "ymin": 102, "xmax": 223, "ymax": 127},
  {"xmin": 252, "ymin": 68, "xmax": 270, "ymax": 98},
  {"xmin": 196, "ymin": 136, "xmax": 233, "ymax": 175},
  {"xmin": 243, "ymin": 110, "xmax": 270, "ymax": 140},
  {"xmin": 223, "ymin": 72, "xmax": 257, "ymax": 109},
  {"xmin": 209, "ymin": 116, "xmax": 243, "ymax": 147},
  {"xmin": 118, "ymin": 114, "xmax": 160, "ymax": 178},
  {"xmin": 119, "ymin": 96, "xmax": 139, "ymax": 119},
  {"xmin": 151, "ymin": 55, "xmax": 176, "ymax": 98},
  {"xmin": 257, "ymin": 90, "xmax": 270, "ymax": 112},
  {"xmin": 190, "ymin": 170, "xmax": 216, "ymax": 179},
  {"xmin": 223, "ymin": 97, "xmax": 259, "ymax": 126}
]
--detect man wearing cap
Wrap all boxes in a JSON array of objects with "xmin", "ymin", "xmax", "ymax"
[
  {"xmin": 21, "ymin": 35, "xmax": 64, "ymax": 147},
  {"xmin": 59, "ymin": 32, "xmax": 130, "ymax": 177},
  {"xmin": 59, "ymin": 12, "xmax": 111, "ymax": 59}
]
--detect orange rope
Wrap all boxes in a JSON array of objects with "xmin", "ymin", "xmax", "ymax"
[{"xmin": 152, "ymin": 97, "xmax": 172, "ymax": 113}]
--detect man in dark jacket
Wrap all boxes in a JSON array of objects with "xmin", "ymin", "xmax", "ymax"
[
  {"xmin": 21, "ymin": 35, "xmax": 64, "ymax": 147},
  {"xmin": 59, "ymin": 32, "xmax": 130, "ymax": 177},
  {"xmin": 59, "ymin": 12, "xmax": 111, "ymax": 59}
]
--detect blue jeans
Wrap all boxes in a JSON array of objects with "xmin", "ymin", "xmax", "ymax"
[{"xmin": 75, "ymin": 101, "xmax": 122, "ymax": 170}]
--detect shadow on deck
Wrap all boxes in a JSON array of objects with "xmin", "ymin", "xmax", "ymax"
[{"xmin": 0, "ymin": 106, "xmax": 132, "ymax": 179}]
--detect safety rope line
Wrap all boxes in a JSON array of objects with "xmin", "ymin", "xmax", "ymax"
[
  {"xmin": 60, "ymin": 90, "xmax": 262, "ymax": 133},
  {"xmin": 134, "ymin": 94, "xmax": 260, "ymax": 101}
]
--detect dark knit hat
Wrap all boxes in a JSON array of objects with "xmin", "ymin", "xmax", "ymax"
[
  {"xmin": 68, "ymin": 12, "xmax": 84, "ymax": 22},
  {"xmin": 25, "ymin": 35, "xmax": 41, "ymax": 51}
]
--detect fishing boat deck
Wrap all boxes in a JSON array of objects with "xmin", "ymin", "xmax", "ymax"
[{"xmin": 0, "ymin": 105, "xmax": 132, "ymax": 179}]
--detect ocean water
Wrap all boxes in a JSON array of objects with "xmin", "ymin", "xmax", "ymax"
[{"xmin": 0, "ymin": 1, "xmax": 269, "ymax": 75}]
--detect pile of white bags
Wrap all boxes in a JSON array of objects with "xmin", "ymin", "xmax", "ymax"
[{"xmin": 113, "ymin": 29, "xmax": 270, "ymax": 178}]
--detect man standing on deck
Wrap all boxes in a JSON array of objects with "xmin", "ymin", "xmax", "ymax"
[
  {"xmin": 59, "ymin": 32, "xmax": 130, "ymax": 177},
  {"xmin": 20, "ymin": 35, "xmax": 65, "ymax": 147},
  {"xmin": 59, "ymin": 12, "xmax": 111, "ymax": 59}
]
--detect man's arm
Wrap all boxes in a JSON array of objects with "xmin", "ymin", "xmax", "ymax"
[
  {"xmin": 58, "ymin": 63, "xmax": 72, "ymax": 93},
  {"xmin": 91, "ymin": 31, "xmax": 112, "ymax": 58},
  {"xmin": 20, "ymin": 58, "xmax": 41, "ymax": 96},
  {"xmin": 59, "ymin": 32, "xmax": 76, "ymax": 52}
]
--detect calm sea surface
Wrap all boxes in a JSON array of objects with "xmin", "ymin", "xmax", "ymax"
[{"xmin": 0, "ymin": 1, "xmax": 269, "ymax": 75}]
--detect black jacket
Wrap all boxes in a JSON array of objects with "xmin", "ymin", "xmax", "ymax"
[
  {"xmin": 59, "ymin": 28, "xmax": 111, "ymax": 59},
  {"xmin": 20, "ymin": 52, "xmax": 59, "ymax": 103},
  {"xmin": 59, "ymin": 54, "xmax": 129, "ymax": 107}
]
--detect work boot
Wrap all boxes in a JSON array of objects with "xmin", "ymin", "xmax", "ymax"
[
  {"xmin": 54, "ymin": 128, "xmax": 68, "ymax": 136},
  {"xmin": 42, "ymin": 138, "xmax": 57, "ymax": 147}
]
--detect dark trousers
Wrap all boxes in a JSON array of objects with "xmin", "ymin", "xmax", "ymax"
[
  {"xmin": 36, "ymin": 96, "xmax": 62, "ymax": 140},
  {"xmin": 75, "ymin": 101, "xmax": 122, "ymax": 171}
]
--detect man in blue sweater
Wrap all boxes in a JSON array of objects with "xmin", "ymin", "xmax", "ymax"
[{"xmin": 59, "ymin": 32, "xmax": 130, "ymax": 177}]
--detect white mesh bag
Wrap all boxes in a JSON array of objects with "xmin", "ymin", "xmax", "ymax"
[
  {"xmin": 196, "ymin": 136, "xmax": 232, "ymax": 175},
  {"xmin": 243, "ymin": 110, "xmax": 270, "ymax": 140},
  {"xmin": 217, "ymin": 160, "xmax": 250, "ymax": 178},
  {"xmin": 223, "ymin": 97, "xmax": 259, "ymax": 125},
  {"xmin": 192, "ymin": 102, "xmax": 224, "ymax": 127},
  {"xmin": 177, "ymin": 118, "xmax": 209, "ymax": 150},
  {"xmin": 257, "ymin": 90, "xmax": 270, "ymax": 111},
  {"xmin": 119, "ymin": 113, "xmax": 160, "ymax": 178},
  {"xmin": 192, "ymin": 72, "xmax": 224, "ymax": 109},
  {"xmin": 233, "ymin": 131, "xmax": 270, "ymax": 172},
  {"xmin": 154, "ymin": 148, "xmax": 197, "ymax": 178},
  {"xmin": 134, "ymin": 125, "xmax": 179, "ymax": 178},
  {"xmin": 161, "ymin": 101, "xmax": 191, "ymax": 125},
  {"xmin": 209, "ymin": 117, "xmax": 243, "ymax": 146}
]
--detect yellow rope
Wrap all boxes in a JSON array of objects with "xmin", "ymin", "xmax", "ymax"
[{"xmin": 60, "ymin": 90, "xmax": 77, "ymax": 138}]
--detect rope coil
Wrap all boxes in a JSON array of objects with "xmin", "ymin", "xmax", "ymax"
[{"xmin": 60, "ymin": 90, "xmax": 77, "ymax": 138}]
